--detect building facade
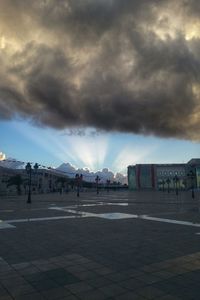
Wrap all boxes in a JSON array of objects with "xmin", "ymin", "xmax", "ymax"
[
  {"xmin": 0, "ymin": 166, "xmax": 69, "ymax": 196},
  {"xmin": 128, "ymin": 158, "xmax": 200, "ymax": 190}
]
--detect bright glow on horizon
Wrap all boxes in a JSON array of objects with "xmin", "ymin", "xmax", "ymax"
[
  {"xmin": 112, "ymin": 145, "xmax": 157, "ymax": 174},
  {"xmin": 1, "ymin": 120, "xmax": 200, "ymax": 176},
  {"xmin": 65, "ymin": 135, "xmax": 108, "ymax": 171},
  {"xmin": 0, "ymin": 152, "xmax": 6, "ymax": 161},
  {"xmin": 12, "ymin": 121, "xmax": 108, "ymax": 171}
]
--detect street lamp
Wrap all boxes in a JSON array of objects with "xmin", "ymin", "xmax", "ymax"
[
  {"xmin": 173, "ymin": 175, "xmax": 179, "ymax": 196},
  {"xmin": 106, "ymin": 179, "xmax": 110, "ymax": 193},
  {"xmin": 26, "ymin": 162, "xmax": 32, "ymax": 203},
  {"xmin": 25, "ymin": 162, "xmax": 39, "ymax": 204},
  {"xmin": 166, "ymin": 178, "xmax": 171, "ymax": 193},
  {"xmin": 33, "ymin": 163, "xmax": 39, "ymax": 193},
  {"xmin": 187, "ymin": 170, "xmax": 195, "ymax": 199},
  {"xmin": 75, "ymin": 174, "xmax": 83, "ymax": 197},
  {"xmin": 95, "ymin": 175, "xmax": 100, "ymax": 195}
]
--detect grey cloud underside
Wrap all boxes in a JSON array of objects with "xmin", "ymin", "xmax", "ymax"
[{"xmin": 0, "ymin": 0, "xmax": 200, "ymax": 140}]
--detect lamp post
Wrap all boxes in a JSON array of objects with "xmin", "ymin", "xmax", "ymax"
[
  {"xmin": 33, "ymin": 163, "xmax": 39, "ymax": 193},
  {"xmin": 26, "ymin": 162, "xmax": 32, "ymax": 203},
  {"xmin": 106, "ymin": 179, "xmax": 110, "ymax": 193},
  {"xmin": 166, "ymin": 178, "xmax": 171, "ymax": 193},
  {"xmin": 187, "ymin": 170, "xmax": 195, "ymax": 199},
  {"xmin": 95, "ymin": 175, "xmax": 100, "ymax": 195},
  {"xmin": 173, "ymin": 175, "xmax": 179, "ymax": 196},
  {"xmin": 25, "ymin": 162, "xmax": 39, "ymax": 204},
  {"xmin": 75, "ymin": 174, "xmax": 83, "ymax": 197}
]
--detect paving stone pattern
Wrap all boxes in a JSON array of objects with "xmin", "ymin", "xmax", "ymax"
[{"xmin": 0, "ymin": 190, "xmax": 200, "ymax": 299}]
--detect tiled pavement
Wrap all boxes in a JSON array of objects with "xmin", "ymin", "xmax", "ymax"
[{"xmin": 0, "ymin": 190, "xmax": 200, "ymax": 299}]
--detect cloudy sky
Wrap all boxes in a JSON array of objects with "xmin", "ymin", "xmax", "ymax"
[{"xmin": 0, "ymin": 0, "xmax": 200, "ymax": 174}]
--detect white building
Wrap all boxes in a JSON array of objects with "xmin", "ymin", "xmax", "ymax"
[{"xmin": 0, "ymin": 166, "xmax": 69, "ymax": 196}]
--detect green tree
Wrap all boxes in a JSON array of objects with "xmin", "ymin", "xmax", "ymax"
[
  {"xmin": 7, "ymin": 174, "xmax": 23, "ymax": 195},
  {"xmin": 56, "ymin": 177, "xmax": 68, "ymax": 189}
]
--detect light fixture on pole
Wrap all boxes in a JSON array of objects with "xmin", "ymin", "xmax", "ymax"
[
  {"xmin": 95, "ymin": 175, "xmax": 100, "ymax": 195},
  {"xmin": 25, "ymin": 162, "xmax": 39, "ymax": 204},
  {"xmin": 187, "ymin": 170, "xmax": 195, "ymax": 199},
  {"xmin": 75, "ymin": 174, "xmax": 83, "ymax": 197}
]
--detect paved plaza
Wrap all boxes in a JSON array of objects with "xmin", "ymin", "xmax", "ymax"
[{"xmin": 0, "ymin": 190, "xmax": 200, "ymax": 300}]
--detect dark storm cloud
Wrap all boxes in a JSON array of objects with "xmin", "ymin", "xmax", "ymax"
[
  {"xmin": 183, "ymin": 0, "xmax": 200, "ymax": 17},
  {"xmin": 0, "ymin": 0, "xmax": 200, "ymax": 140}
]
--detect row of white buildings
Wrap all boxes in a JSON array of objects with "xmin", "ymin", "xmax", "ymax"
[{"xmin": 0, "ymin": 166, "xmax": 69, "ymax": 196}]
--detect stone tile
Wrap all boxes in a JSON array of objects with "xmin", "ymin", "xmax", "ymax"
[
  {"xmin": 153, "ymin": 270, "xmax": 176, "ymax": 280},
  {"xmin": 86, "ymin": 277, "xmax": 113, "ymax": 288},
  {"xmin": 59, "ymin": 261, "xmax": 76, "ymax": 267},
  {"xmin": 31, "ymin": 259, "xmax": 49, "ymax": 266},
  {"xmin": 37, "ymin": 264, "xmax": 58, "ymax": 271},
  {"xmin": 140, "ymin": 265, "xmax": 160, "ymax": 272},
  {"xmin": 82, "ymin": 262, "xmax": 103, "ymax": 270},
  {"xmin": 66, "ymin": 265, "xmax": 88, "ymax": 273},
  {"xmin": 18, "ymin": 266, "xmax": 40, "ymax": 275},
  {"xmin": 167, "ymin": 266, "xmax": 189, "ymax": 275},
  {"xmin": 12, "ymin": 262, "xmax": 32, "ymax": 270},
  {"xmin": 60, "ymin": 295, "xmax": 79, "ymax": 300},
  {"xmin": 44, "ymin": 268, "xmax": 72, "ymax": 279},
  {"xmin": 94, "ymin": 267, "xmax": 113, "ymax": 275},
  {"xmin": 31, "ymin": 279, "xmax": 59, "ymax": 291},
  {"xmin": 1, "ymin": 278, "xmax": 28, "ymax": 289},
  {"xmin": 24, "ymin": 272, "xmax": 49, "ymax": 283},
  {"xmin": 65, "ymin": 282, "xmax": 94, "ymax": 294},
  {"xmin": 49, "ymin": 257, "xmax": 64, "ymax": 263},
  {"xmin": 182, "ymin": 262, "xmax": 200, "ymax": 271},
  {"xmin": 64, "ymin": 254, "xmax": 84, "ymax": 261},
  {"xmin": 7, "ymin": 284, "xmax": 36, "ymax": 297},
  {"xmin": 158, "ymin": 295, "xmax": 183, "ymax": 300},
  {"xmin": 0, "ymin": 272, "xmax": 22, "ymax": 282},
  {"xmin": 75, "ymin": 270, "xmax": 98, "ymax": 280},
  {"xmin": 117, "ymin": 292, "xmax": 146, "ymax": 300},
  {"xmin": 137, "ymin": 273, "xmax": 161, "ymax": 284},
  {"xmin": 14, "ymin": 292, "xmax": 46, "ymax": 300},
  {"xmin": 137, "ymin": 286, "xmax": 165, "ymax": 299},
  {"xmin": 0, "ymin": 266, "xmax": 13, "ymax": 273},
  {"xmin": 41, "ymin": 287, "xmax": 71, "ymax": 299},
  {"xmin": 152, "ymin": 281, "xmax": 180, "ymax": 294},
  {"xmin": 105, "ymin": 272, "xmax": 131, "ymax": 282},
  {"xmin": 74, "ymin": 258, "xmax": 94, "ymax": 265},
  {"xmin": 0, "ymin": 286, "xmax": 9, "ymax": 297},
  {"xmin": 99, "ymin": 283, "xmax": 127, "ymax": 297},
  {"xmin": 126, "ymin": 270, "xmax": 144, "ymax": 278},
  {"xmin": 119, "ymin": 278, "xmax": 145, "ymax": 290},
  {"xmin": 0, "ymin": 296, "xmax": 14, "ymax": 300},
  {"xmin": 75, "ymin": 289, "xmax": 108, "ymax": 300}
]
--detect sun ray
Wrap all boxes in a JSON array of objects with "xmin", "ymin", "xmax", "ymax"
[
  {"xmin": 112, "ymin": 146, "xmax": 156, "ymax": 173},
  {"xmin": 65, "ymin": 135, "xmax": 108, "ymax": 171}
]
